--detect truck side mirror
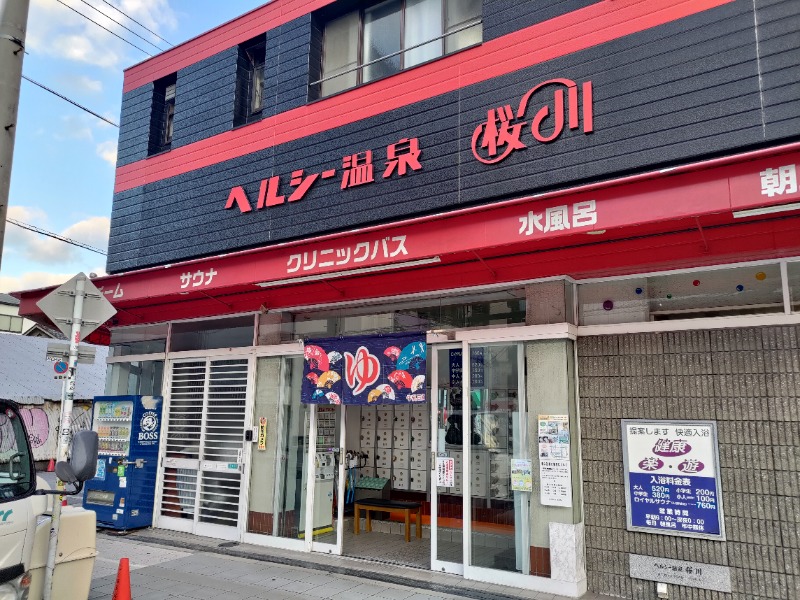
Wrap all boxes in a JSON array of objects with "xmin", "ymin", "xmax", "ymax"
[{"xmin": 55, "ymin": 431, "xmax": 99, "ymax": 484}]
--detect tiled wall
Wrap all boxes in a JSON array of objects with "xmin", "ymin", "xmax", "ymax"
[{"xmin": 579, "ymin": 326, "xmax": 799, "ymax": 599}]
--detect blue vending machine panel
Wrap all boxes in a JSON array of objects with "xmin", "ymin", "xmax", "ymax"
[{"xmin": 83, "ymin": 395, "xmax": 163, "ymax": 530}]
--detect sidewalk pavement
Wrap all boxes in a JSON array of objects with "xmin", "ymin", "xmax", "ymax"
[{"xmin": 89, "ymin": 528, "xmax": 616, "ymax": 600}]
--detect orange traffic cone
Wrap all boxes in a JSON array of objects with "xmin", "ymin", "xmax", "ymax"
[
  {"xmin": 112, "ymin": 558, "xmax": 131, "ymax": 600},
  {"xmin": 47, "ymin": 458, "xmax": 55, "ymax": 472}
]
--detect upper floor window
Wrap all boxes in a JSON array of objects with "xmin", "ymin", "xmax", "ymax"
[
  {"xmin": 315, "ymin": 0, "xmax": 482, "ymax": 98},
  {"xmin": 0, "ymin": 314, "xmax": 23, "ymax": 333},
  {"xmin": 234, "ymin": 35, "xmax": 266, "ymax": 126},
  {"xmin": 148, "ymin": 73, "xmax": 177, "ymax": 155}
]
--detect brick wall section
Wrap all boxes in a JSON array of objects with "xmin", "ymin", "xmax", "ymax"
[{"xmin": 578, "ymin": 326, "xmax": 800, "ymax": 600}]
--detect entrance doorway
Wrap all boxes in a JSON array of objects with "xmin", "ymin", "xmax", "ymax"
[
  {"xmin": 238, "ymin": 335, "xmax": 533, "ymax": 583},
  {"xmin": 327, "ymin": 339, "xmax": 530, "ymax": 578},
  {"xmin": 336, "ymin": 402, "xmax": 431, "ymax": 568},
  {"xmin": 242, "ymin": 355, "xmax": 344, "ymax": 553},
  {"xmin": 431, "ymin": 341, "xmax": 530, "ymax": 578}
]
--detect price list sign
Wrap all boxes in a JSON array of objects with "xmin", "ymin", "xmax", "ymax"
[
  {"xmin": 622, "ymin": 420, "xmax": 725, "ymax": 540},
  {"xmin": 449, "ymin": 348, "xmax": 484, "ymax": 388}
]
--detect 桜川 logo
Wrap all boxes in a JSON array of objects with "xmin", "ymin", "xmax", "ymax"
[{"xmin": 471, "ymin": 78, "xmax": 594, "ymax": 165}]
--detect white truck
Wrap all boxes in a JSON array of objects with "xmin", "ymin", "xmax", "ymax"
[{"xmin": 0, "ymin": 400, "xmax": 98, "ymax": 600}]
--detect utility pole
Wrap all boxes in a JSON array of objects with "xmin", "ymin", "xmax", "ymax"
[{"xmin": 0, "ymin": 0, "xmax": 30, "ymax": 271}]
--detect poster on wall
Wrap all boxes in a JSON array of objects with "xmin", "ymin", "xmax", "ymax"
[
  {"xmin": 301, "ymin": 332, "xmax": 427, "ymax": 405},
  {"xmin": 622, "ymin": 420, "xmax": 725, "ymax": 540},
  {"xmin": 540, "ymin": 459, "xmax": 573, "ymax": 506},
  {"xmin": 538, "ymin": 414, "xmax": 570, "ymax": 459},
  {"xmin": 511, "ymin": 459, "xmax": 533, "ymax": 492},
  {"xmin": 436, "ymin": 455, "xmax": 455, "ymax": 487},
  {"xmin": 538, "ymin": 414, "xmax": 573, "ymax": 506}
]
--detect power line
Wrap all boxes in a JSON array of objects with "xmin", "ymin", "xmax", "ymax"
[
  {"xmin": 76, "ymin": 0, "xmax": 166, "ymax": 52},
  {"xmin": 99, "ymin": 0, "xmax": 174, "ymax": 47},
  {"xmin": 7, "ymin": 219, "xmax": 108, "ymax": 256},
  {"xmin": 54, "ymin": 0, "xmax": 153, "ymax": 57},
  {"xmin": 22, "ymin": 75, "xmax": 119, "ymax": 128}
]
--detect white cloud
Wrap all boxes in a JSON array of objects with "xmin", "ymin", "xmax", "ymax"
[
  {"xmin": 0, "ymin": 271, "xmax": 81, "ymax": 294},
  {"xmin": 0, "ymin": 266, "xmax": 107, "ymax": 293},
  {"xmin": 4, "ymin": 207, "xmax": 110, "ymax": 265},
  {"xmin": 120, "ymin": 0, "xmax": 178, "ymax": 34},
  {"xmin": 27, "ymin": 0, "xmax": 177, "ymax": 69},
  {"xmin": 8, "ymin": 206, "xmax": 48, "ymax": 224},
  {"xmin": 76, "ymin": 75, "xmax": 104, "ymax": 94},
  {"xmin": 52, "ymin": 34, "xmax": 121, "ymax": 69},
  {"xmin": 63, "ymin": 217, "xmax": 111, "ymax": 251},
  {"xmin": 96, "ymin": 140, "xmax": 118, "ymax": 165},
  {"xmin": 56, "ymin": 114, "xmax": 95, "ymax": 142}
]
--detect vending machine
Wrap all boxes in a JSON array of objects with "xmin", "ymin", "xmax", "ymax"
[{"xmin": 82, "ymin": 395, "xmax": 164, "ymax": 530}]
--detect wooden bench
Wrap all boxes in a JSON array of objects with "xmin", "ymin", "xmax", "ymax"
[{"xmin": 353, "ymin": 499, "xmax": 422, "ymax": 543}]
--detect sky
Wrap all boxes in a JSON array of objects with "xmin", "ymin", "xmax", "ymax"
[{"xmin": 1, "ymin": 0, "xmax": 267, "ymax": 293}]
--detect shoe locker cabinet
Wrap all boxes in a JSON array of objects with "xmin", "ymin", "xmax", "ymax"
[
  {"xmin": 358, "ymin": 405, "xmax": 430, "ymax": 492},
  {"xmin": 437, "ymin": 408, "xmax": 515, "ymax": 499}
]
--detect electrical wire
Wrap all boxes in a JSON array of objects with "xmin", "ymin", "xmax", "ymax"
[
  {"xmin": 54, "ymin": 0, "xmax": 153, "ymax": 57},
  {"xmin": 7, "ymin": 219, "xmax": 108, "ymax": 256},
  {"xmin": 76, "ymin": 0, "xmax": 166, "ymax": 52},
  {"xmin": 99, "ymin": 0, "xmax": 174, "ymax": 47},
  {"xmin": 21, "ymin": 75, "xmax": 119, "ymax": 128}
]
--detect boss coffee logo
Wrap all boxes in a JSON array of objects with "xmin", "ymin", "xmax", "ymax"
[{"xmin": 138, "ymin": 411, "xmax": 159, "ymax": 445}]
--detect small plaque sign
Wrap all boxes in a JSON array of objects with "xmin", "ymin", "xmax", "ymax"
[
  {"xmin": 258, "ymin": 417, "xmax": 267, "ymax": 451},
  {"xmin": 629, "ymin": 554, "xmax": 732, "ymax": 593}
]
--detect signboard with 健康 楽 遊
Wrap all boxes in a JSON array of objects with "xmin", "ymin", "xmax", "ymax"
[{"xmin": 622, "ymin": 420, "xmax": 725, "ymax": 540}]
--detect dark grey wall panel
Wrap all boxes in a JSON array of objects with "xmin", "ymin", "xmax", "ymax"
[
  {"xmin": 482, "ymin": 0, "xmax": 601, "ymax": 42},
  {"xmin": 116, "ymin": 83, "xmax": 153, "ymax": 168},
  {"xmin": 756, "ymin": 0, "xmax": 800, "ymax": 140},
  {"xmin": 107, "ymin": 0, "xmax": 800, "ymax": 273},
  {"xmin": 265, "ymin": 14, "xmax": 312, "ymax": 117},
  {"xmin": 171, "ymin": 47, "xmax": 238, "ymax": 147},
  {"xmin": 579, "ymin": 326, "xmax": 800, "ymax": 599}
]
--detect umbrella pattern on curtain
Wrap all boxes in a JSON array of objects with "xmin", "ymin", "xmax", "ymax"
[{"xmin": 301, "ymin": 332, "xmax": 427, "ymax": 405}]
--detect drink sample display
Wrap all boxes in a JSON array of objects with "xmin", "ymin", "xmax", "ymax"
[{"xmin": 94, "ymin": 400, "xmax": 134, "ymax": 456}]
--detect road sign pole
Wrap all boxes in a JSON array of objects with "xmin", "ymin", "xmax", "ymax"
[
  {"xmin": 36, "ymin": 271, "xmax": 116, "ymax": 600},
  {"xmin": 43, "ymin": 274, "xmax": 86, "ymax": 600}
]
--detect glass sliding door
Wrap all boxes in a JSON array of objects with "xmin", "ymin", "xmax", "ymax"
[
  {"xmin": 307, "ymin": 404, "xmax": 346, "ymax": 555},
  {"xmin": 431, "ymin": 345, "xmax": 464, "ymax": 574},
  {"xmin": 245, "ymin": 355, "xmax": 311, "ymax": 549},
  {"xmin": 464, "ymin": 342, "xmax": 530, "ymax": 579}
]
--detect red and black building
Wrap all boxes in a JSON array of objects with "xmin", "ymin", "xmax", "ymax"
[{"xmin": 17, "ymin": 1, "xmax": 800, "ymax": 598}]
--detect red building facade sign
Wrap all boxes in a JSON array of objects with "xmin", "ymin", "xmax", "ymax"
[
  {"xmin": 224, "ymin": 137, "xmax": 424, "ymax": 214},
  {"xmin": 471, "ymin": 79, "xmax": 594, "ymax": 165}
]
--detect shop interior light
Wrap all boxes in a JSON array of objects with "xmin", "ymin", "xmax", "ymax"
[
  {"xmin": 732, "ymin": 202, "xmax": 800, "ymax": 218},
  {"xmin": 255, "ymin": 256, "xmax": 442, "ymax": 288}
]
